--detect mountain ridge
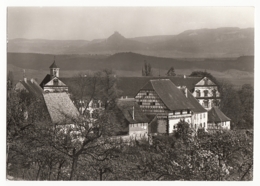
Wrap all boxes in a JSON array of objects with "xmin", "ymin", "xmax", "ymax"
[{"xmin": 8, "ymin": 27, "xmax": 254, "ymax": 58}]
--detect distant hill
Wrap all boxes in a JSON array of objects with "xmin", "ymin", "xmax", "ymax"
[
  {"xmin": 8, "ymin": 27, "xmax": 254, "ymax": 58},
  {"xmin": 7, "ymin": 52, "xmax": 254, "ymax": 73},
  {"xmin": 7, "ymin": 52, "xmax": 254, "ymax": 89}
]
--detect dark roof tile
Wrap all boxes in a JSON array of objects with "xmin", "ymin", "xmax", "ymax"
[
  {"xmin": 117, "ymin": 100, "xmax": 150, "ymax": 124},
  {"xmin": 179, "ymin": 88, "xmax": 207, "ymax": 113},
  {"xmin": 49, "ymin": 61, "xmax": 59, "ymax": 68},
  {"xmin": 208, "ymin": 107, "xmax": 231, "ymax": 123},
  {"xmin": 116, "ymin": 76, "xmax": 202, "ymax": 97},
  {"xmin": 40, "ymin": 74, "xmax": 51, "ymax": 88},
  {"xmin": 147, "ymin": 79, "xmax": 194, "ymax": 111}
]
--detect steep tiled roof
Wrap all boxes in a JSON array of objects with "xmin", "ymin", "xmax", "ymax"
[
  {"xmin": 59, "ymin": 76, "xmax": 203, "ymax": 98},
  {"xmin": 208, "ymin": 107, "xmax": 231, "ymax": 123},
  {"xmin": 43, "ymin": 92, "xmax": 80, "ymax": 124},
  {"xmin": 40, "ymin": 74, "xmax": 51, "ymax": 88},
  {"xmin": 170, "ymin": 76, "xmax": 202, "ymax": 90},
  {"xmin": 146, "ymin": 79, "xmax": 194, "ymax": 111},
  {"xmin": 179, "ymin": 88, "xmax": 207, "ymax": 113},
  {"xmin": 116, "ymin": 76, "xmax": 202, "ymax": 97},
  {"xmin": 117, "ymin": 100, "xmax": 150, "ymax": 124},
  {"xmin": 16, "ymin": 79, "xmax": 44, "ymax": 98}
]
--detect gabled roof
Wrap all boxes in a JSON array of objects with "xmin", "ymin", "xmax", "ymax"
[
  {"xmin": 49, "ymin": 61, "xmax": 59, "ymax": 68},
  {"xmin": 170, "ymin": 76, "xmax": 203, "ymax": 90},
  {"xmin": 117, "ymin": 100, "xmax": 150, "ymax": 124},
  {"xmin": 58, "ymin": 76, "xmax": 203, "ymax": 98},
  {"xmin": 40, "ymin": 74, "xmax": 51, "ymax": 88},
  {"xmin": 208, "ymin": 107, "xmax": 231, "ymax": 123},
  {"xmin": 43, "ymin": 92, "xmax": 80, "ymax": 124},
  {"xmin": 142, "ymin": 79, "xmax": 194, "ymax": 111},
  {"xmin": 40, "ymin": 75, "xmax": 67, "ymax": 88},
  {"xmin": 17, "ymin": 79, "xmax": 44, "ymax": 98},
  {"xmin": 179, "ymin": 88, "xmax": 207, "ymax": 113},
  {"xmin": 116, "ymin": 76, "xmax": 202, "ymax": 97}
]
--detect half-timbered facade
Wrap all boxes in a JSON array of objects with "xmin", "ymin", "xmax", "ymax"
[
  {"xmin": 114, "ymin": 76, "xmax": 221, "ymax": 110},
  {"xmin": 135, "ymin": 79, "xmax": 194, "ymax": 134}
]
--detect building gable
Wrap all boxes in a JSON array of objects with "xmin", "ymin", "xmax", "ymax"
[
  {"xmin": 196, "ymin": 77, "xmax": 216, "ymax": 86},
  {"xmin": 45, "ymin": 77, "xmax": 67, "ymax": 87},
  {"xmin": 15, "ymin": 82, "xmax": 27, "ymax": 92}
]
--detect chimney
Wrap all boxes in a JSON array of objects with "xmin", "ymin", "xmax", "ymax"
[
  {"xmin": 184, "ymin": 75, "xmax": 186, "ymax": 79},
  {"xmin": 30, "ymin": 78, "xmax": 34, "ymax": 83},
  {"xmin": 24, "ymin": 77, "xmax": 27, "ymax": 82},
  {"xmin": 185, "ymin": 88, "xmax": 188, "ymax": 98},
  {"xmin": 132, "ymin": 105, "xmax": 135, "ymax": 120}
]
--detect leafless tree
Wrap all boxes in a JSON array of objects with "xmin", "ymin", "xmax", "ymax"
[{"xmin": 142, "ymin": 60, "xmax": 153, "ymax": 76}]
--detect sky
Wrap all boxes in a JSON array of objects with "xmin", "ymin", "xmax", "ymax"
[{"xmin": 7, "ymin": 7, "xmax": 254, "ymax": 40}]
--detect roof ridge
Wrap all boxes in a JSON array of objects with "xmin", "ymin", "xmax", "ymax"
[{"xmin": 150, "ymin": 78, "xmax": 171, "ymax": 81}]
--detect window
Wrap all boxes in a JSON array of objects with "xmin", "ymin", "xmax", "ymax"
[
  {"xmin": 139, "ymin": 102, "xmax": 142, "ymax": 105},
  {"xmin": 200, "ymin": 114, "xmax": 202, "ymax": 119},
  {"xmin": 204, "ymin": 78, "xmax": 208, "ymax": 85},
  {"xmin": 53, "ymin": 79, "xmax": 58, "ymax": 86},
  {"xmin": 196, "ymin": 90, "xmax": 201, "ymax": 97},
  {"xmin": 203, "ymin": 113, "xmax": 205, "ymax": 118},
  {"xmin": 200, "ymin": 123, "xmax": 202, "ymax": 128},
  {"xmin": 204, "ymin": 90, "xmax": 208, "ymax": 97},
  {"xmin": 203, "ymin": 100, "xmax": 209, "ymax": 108},
  {"xmin": 175, "ymin": 111, "xmax": 180, "ymax": 115},
  {"xmin": 203, "ymin": 122, "xmax": 205, "ymax": 128},
  {"xmin": 212, "ymin": 89, "xmax": 217, "ymax": 97},
  {"xmin": 53, "ymin": 69, "xmax": 57, "ymax": 76},
  {"xmin": 146, "ymin": 92, "xmax": 149, "ymax": 96},
  {"xmin": 213, "ymin": 99, "xmax": 219, "ymax": 107},
  {"xmin": 151, "ymin": 102, "xmax": 155, "ymax": 106}
]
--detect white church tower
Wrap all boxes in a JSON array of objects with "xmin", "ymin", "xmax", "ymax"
[{"xmin": 49, "ymin": 60, "xmax": 60, "ymax": 79}]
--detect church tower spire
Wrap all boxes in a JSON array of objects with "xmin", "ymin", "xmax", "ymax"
[{"xmin": 49, "ymin": 56, "xmax": 60, "ymax": 79}]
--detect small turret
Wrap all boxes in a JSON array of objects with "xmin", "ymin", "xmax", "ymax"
[{"xmin": 49, "ymin": 58, "xmax": 60, "ymax": 79}]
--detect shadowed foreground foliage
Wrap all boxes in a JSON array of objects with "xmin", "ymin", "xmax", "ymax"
[{"xmin": 7, "ymin": 92, "xmax": 253, "ymax": 181}]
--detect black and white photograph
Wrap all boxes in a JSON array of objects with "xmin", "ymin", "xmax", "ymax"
[{"xmin": 5, "ymin": 3, "xmax": 255, "ymax": 181}]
